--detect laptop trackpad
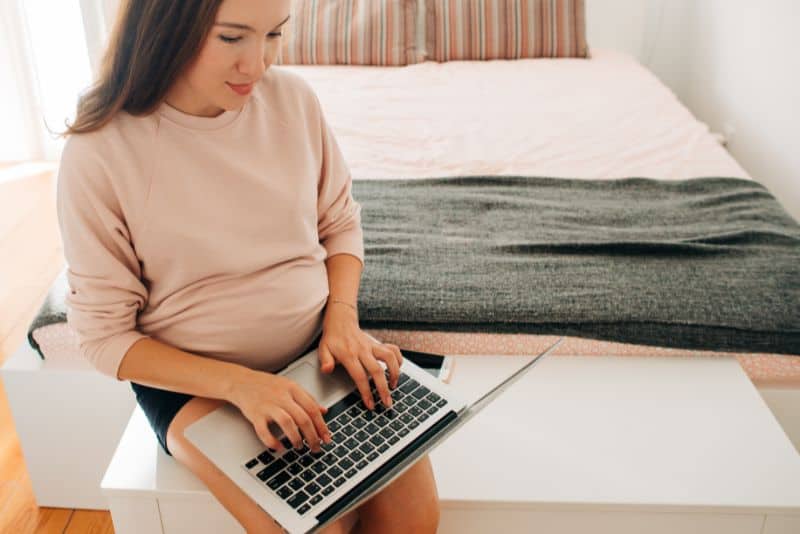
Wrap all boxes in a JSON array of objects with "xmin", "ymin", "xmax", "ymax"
[{"xmin": 284, "ymin": 362, "xmax": 352, "ymax": 407}]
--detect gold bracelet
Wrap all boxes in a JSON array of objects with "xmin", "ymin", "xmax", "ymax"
[{"xmin": 331, "ymin": 299, "xmax": 358, "ymax": 312}]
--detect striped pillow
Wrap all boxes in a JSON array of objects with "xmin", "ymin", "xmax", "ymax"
[
  {"xmin": 278, "ymin": 0, "xmax": 421, "ymax": 65},
  {"xmin": 426, "ymin": 0, "xmax": 589, "ymax": 61}
]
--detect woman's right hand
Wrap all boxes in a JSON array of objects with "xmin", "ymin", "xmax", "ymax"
[{"xmin": 227, "ymin": 368, "xmax": 332, "ymax": 454}]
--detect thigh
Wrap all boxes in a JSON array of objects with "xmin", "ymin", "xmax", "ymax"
[
  {"xmin": 357, "ymin": 454, "xmax": 440, "ymax": 533},
  {"xmin": 166, "ymin": 397, "xmax": 359, "ymax": 534}
]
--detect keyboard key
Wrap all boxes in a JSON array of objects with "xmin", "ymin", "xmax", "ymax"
[
  {"xmin": 351, "ymin": 418, "xmax": 366, "ymax": 429},
  {"xmin": 359, "ymin": 442, "xmax": 374, "ymax": 454},
  {"xmin": 283, "ymin": 451, "xmax": 299, "ymax": 463},
  {"xmin": 267, "ymin": 471, "xmax": 291, "ymax": 490},
  {"xmin": 363, "ymin": 410, "xmax": 375, "ymax": 421},
  {"xmin": 328, "ymin": 465, "xmax": 344, "ymax": 478},
  {"xmin": 288, "ymin": 464, "xmax": 303, "ymax": 475},
  {"xmin": 355, "ymin": 430, "xmax": 370, "ymax": 442},
  {"xmin": 400, "ymin": 414, "xmax": 414, "ymax": 425},
  {"xmin": 328, "ymin": 420, "xmax": 341, "ymax": 433},
  {"xmin": 349, "ymin": 450, "xmax": 364, "ymax": 462},
  {"xmin": 338, "ymin": 413, "xmax": 352, "ymax": 425},
  {"xmin": 276, "ymin": 486, "xmax": 292, "ymax": 499},
  {"xmin": 398, "ymin": 428, "xmax": 410, "ymax": 437},
  {"xmin": 289, "ymin": 478, "xmax": 304, "ymax": 490},
  {"xmin": 257, "ymin": 459, "xmax": 287, "ymax": 481},
  {"xmin": 332, "ymin": 431, "xmax": 347, "ymax": 443},
  {"xmin": 390, "ymin": 420, "xmax": 404, "ymax": 432},
  {"xmin": 310, "ymin": 462, "xmax": 327, "ymax": 474},
  {"xmin": 436, "ymin": 399, "xmax": 447, "ymax": 408},
  {"xmin": 300, "ymin": 470, "xmax": 316, "ymax": 482},
  {"xmin": 410, "ymin": 406, "xmax": 423, "ymax": 417},
  {"xmin": 333, "ymin": 477, "xmax": 347, "ymax": 487},
  {"xmin": 334, "ymin": 445, "xmax": 349, "ymax": 458},
  {"xmin": 280, "ymin": 437, "xmax": 293, "ymax": 450},
  {"xmin": 356, "ymin": 460, "xmax": 368, "ymax": 470},
  {"xmin": 379, "ymin": 428, "xmax": 394, "ymax": 439},
  {"xmin": 397, "ymin": 373, "xmax": 410, "ymax": 385},
  {"xmin": 369, "ymin": 435, "xmax": 384, "ymax": 447},
  {"xmin": 378, "ymin": 443, "xmax": 389, "ymax": 453},
  {"xmin": 388, "ymin": 436, "xmax": 400, "ymax": 445},
  {"xmin": 322, "ymin": 485, "xmax": 335, "ymax": 496},
  {"xmin": 316, "ymin": 473, "xmax": 332, "ymax": 487},
  {"xmin": 408, "ymin": 420, "xmax": 420, "ymax": 429},
  {"xmin": 375, "ymin": 416, "xmax": 390, "ymax": 427},
  {"xmin": 322, "ymin": 454, "xmax": 338, "ymax": 466},
  {"xmin": 346, "ymin": 406, "xmax": 361, "ymax": 418},
  {"xmin": 345, "ymin": 468, "xmax": 358, "ymax": 479},
  {"xmin": 418, "ymin": 399, "xmax": 432, "ymax": 410},
  {"xmin": 341, "ymin": 424, "xmax": 356, "ymax": 436},
  {"xmin": 288, "ymin": 491, "xmax": 309, "ymax": 509},
  {"xmin": 310, "ymin": 494, "xmax": 323, "ymax": 506},
  {"xmin": 367, "ymin": 451, "xmax": 379, "ymax": 462},
  {"xmin": 257, "ymin": 451, "xmax": 274, "ymax": 464},
  {"xmin": 384, "ymin": 409, "xmax": 398, "ymax": 419},
  {"xmin": 427, "ymin": 392, "xmax": 441, "ymax": 403},
  {"xmin": 365, "ymin": 422, "xmax": 379, "ymax": 434},
  {"xmin": 344, "ymin": 437, "xmax": 359, "ymax": 449},
  {"xmin": 419, "ymin": 413, "xmax": 429, "ymax": 422},
  {"xmin": 399, "ymin": 379, "xmax": 418, "ymax": 394},
  {"xmin": 298, "ymin": 503, "xmax": 311, "ymax": 515},
  {"xmin": 246, "ymin": 458, "xmax": 259, "ymax": 469},
  {"xmin": 304, "ymin": 482, "xmax": 321, "ymax": 495},
  {"xmin": 299, "ymin": 456, "xmax": 314, "ymax": 467},
  {"xmin": 340, "ymin": 457, "xmax": 354, "ymax": 470},
  {"xmin": 412, "ymin": 388, "xmax": 428, "ymax": 400}
]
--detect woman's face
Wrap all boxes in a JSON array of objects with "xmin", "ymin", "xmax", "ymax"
[{"xmin": 165, "ymin": 0, "xmax": 291, "ymax": 117}]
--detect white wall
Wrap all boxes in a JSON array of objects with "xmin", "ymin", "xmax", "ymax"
[
  {"xmin": 587, "ymin": 0, "xmax": 800, "ymax": 221},
  {"xmin": 683, "ymin": 0, "xmax": 800, "ymax": 221}
]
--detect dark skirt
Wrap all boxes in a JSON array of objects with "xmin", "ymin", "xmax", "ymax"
[{"xmin": 131, "ymin": 332, "xmax": 323, "ymax": 456}]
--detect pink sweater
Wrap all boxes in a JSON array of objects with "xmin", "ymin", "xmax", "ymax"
[{"xmin": 56, "ymin": 68, "xmax": 364, "ymax": 381}]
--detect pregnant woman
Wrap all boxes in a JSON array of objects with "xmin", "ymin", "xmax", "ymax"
[{"xmin": 56, "ymin": 0, "xmax": 439, "ymax": 532}]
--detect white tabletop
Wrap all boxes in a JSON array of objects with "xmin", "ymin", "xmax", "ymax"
[
  {"xmin": 430, "ymin": 355, "xmax": 800, "ymax": 514},
  {"xmin": 104, "ymin": 354, "xmax": 800, "ymax": 516}
]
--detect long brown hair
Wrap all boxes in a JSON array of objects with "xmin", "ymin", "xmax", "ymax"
[{"xmin": 64, "ymin": 0, "xmax": 223, "ymax": 135}]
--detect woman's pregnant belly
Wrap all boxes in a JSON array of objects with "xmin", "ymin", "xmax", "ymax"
[{"xmin": 138, "ymin": 261, "xmax": 329, "ymax": 374}]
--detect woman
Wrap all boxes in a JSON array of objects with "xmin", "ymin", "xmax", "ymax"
[{"xmin": 56, "ymin": 0, "xmax": 440, "ymax": 532}]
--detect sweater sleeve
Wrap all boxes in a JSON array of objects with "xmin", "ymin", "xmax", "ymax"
[
  {"xmin": 56, "ymin": 136, "xmax": 150, "ymax": 380},
  {"xmin": 315, "ymin": 101, "xmax": 365, "ymax": 266}
]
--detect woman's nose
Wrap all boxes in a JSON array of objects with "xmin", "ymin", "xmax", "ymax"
[{"xmin": 238, "ymin": 43, "xmax": 267, "ymax": 78}]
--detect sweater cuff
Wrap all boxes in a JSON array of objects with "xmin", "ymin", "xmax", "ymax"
[
  {"xmin": 322, "ymin": 228, "xmax": 364, "ymax": 266},
  {"xmin": 91, "ymin": 330, "xmax": 151, "ymax": 381}
]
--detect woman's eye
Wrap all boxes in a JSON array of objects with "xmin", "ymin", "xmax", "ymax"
[
  {"xmin": 267, "ymin": 32, "xmax": 283, "ymax": 39},
  {"xmin": 219, "ymin": 35, "xmax": 242, "ymax": 43}
]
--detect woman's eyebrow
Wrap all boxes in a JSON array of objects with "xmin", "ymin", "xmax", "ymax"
[{"xmin": 215, "ymin": 15, "xmax": 290, "ymax": 32}]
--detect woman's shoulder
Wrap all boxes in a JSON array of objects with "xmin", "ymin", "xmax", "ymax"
[
  {"xmin": 64, "ymin": 109, "xmax": 160, "ymax": 161},
  {"xmin": 253, "ymin": 67, "xmax": 322, "ymax": 115}
]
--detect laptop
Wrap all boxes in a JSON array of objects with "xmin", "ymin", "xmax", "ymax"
[{"xmin": 184, "ymin": 335, "xmax": 564, "ymax": 533}]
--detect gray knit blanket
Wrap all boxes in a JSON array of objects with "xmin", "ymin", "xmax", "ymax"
[
  {"xmin": 28, "ymin": 176, "xmax": 800, "ymax": 358},
  {"xmin": 351, "ymin": 176, "xmax": 800, "ymax": 355}
]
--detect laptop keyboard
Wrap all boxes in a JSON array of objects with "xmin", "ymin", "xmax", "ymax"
[{"xmin": 243, "ymin": 371, "xmax": 448, "ymax": 516}]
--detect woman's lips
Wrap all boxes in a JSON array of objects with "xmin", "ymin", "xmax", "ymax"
[{"xmin": 227, "ymin": 82, "xmax": 254, "ymax": 95}]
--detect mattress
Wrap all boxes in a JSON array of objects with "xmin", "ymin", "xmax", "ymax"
[{"xmin": 33, "ymin": 50, "xmax": 797, "ymax": 386}]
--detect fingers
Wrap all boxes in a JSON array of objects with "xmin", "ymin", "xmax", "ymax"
[
  {"xmin": 318, "ymin": 342, "xmax": 336, "ymax": 374},
  {"xmin": 266, "ymin": 407, "xmax": 303, "ymax": 451},
  {"xmin": 254, "ymin": 419, "xmax": 284, "ymax": 452},
  {"xmin": 339, "ymin": 356, "xmax": 375, "ymax": 410},
  {"xmin": 360, "ymin": 349, "xmax": 393, "ymax": 409},
  {"xmin": 372, "ymin": 344, "xmax": 401, "ymax": 390},
  {"xmin": 290, "ymin": 387, "xmax": 332, "ymax": 450}
]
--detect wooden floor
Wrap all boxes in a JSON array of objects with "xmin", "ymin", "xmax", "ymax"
[{"xmin": 0, "ymin": 162, "xmax": 114, "ymax": 533}]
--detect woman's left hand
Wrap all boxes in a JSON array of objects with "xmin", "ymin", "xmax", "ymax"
[{"xmin": 318, "ymin": 306, "xmax": 403, "ymax": 410}]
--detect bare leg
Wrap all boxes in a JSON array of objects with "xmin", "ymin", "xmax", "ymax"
[
  {"xmin": 166, "ymin": 396, "xmax": 358, "ymax": 533},
  {"xmin": 353, "ymin": 454, "xmax": 440, "ymax": 534}
]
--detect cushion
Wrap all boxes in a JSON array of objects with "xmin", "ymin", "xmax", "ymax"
[
  {"xmin": 425, "ymin": 0, "xmax": 589, "ymax": 61},
  {"xmin": 278, "ymin": 0, "xmax": 422, "ymax": 65}
]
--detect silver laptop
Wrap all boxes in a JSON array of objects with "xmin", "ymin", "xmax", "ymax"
[{"xmin": 185, "ymin": 336, "xmax": 564, "ymax": 533}]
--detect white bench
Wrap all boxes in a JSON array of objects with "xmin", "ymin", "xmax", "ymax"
[{"xmin": 102, "ymin": 355, "xmax": 800, "ymax": 534}]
